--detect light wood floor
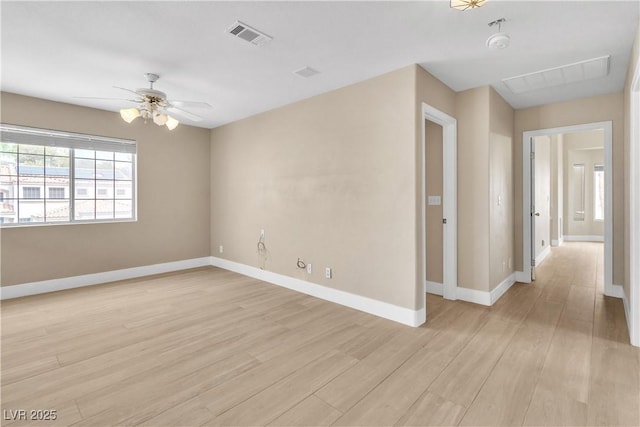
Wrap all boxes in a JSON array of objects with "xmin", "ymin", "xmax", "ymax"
[{"xmin": 1, "ymin": 242, "xmax": 638, "ymax": 426}]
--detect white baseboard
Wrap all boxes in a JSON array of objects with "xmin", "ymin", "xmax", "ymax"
[
  {"xmin": 551, "ymin": 238, "xmax": 564, "ymax": 247},
  {"xmin": 515, "ymin": 271, "xmax": 530, "ymax": 283},
  {"xmin": 456, "ymin": 286, "xmax": 491, "ymax": 306},
  {"xmin": 490, "ymin": 273, "xmax": 516, "ymax": 304},
  {"xmin": 621, "ymin": 290, "xmax": 639, "ymax": 347},
  {"xmin": 563, "ymin": 235, "xmax": 604, "ymax": 242},
  {"xmin": 211, "ymin": 256, "xmax": 425, "ymax": 327},
  {"xmin": 0, "ymin": 257, "xmax": 213, "ymax": 300},
  {"xmin": 535, "ymin": 245, "xmax": 551, "ymax": 266},
  {"xmin": 424, "ymin": 280, "xmax": 443, "ymax": 296},
  {"xmin": 455, "ymin": 273, "xmax": 516, "ymax": 307},
  {"xmin": 605, "ymin": 283, "xmax": 625, "ymax": 299}
]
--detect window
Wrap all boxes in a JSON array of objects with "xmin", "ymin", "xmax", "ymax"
[
  {"xmin": 594, "ymin": 164, "xmax": 605, "ymax": 221},
  {"xmin": 572, "ymin": 163, "xmax": 585, "ymax": 221},
  {"xmin": 23, "ymin": 187, "xmax": 41, "ymax": 199},
  {"xmin": 0, "ymin": 124, "xmax": 136, "ymax": 226},
  {"xmin": 48, "ymin": 187, "xmax": 65, "ymax": 199}
]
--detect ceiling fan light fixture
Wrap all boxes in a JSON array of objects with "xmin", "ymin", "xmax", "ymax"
[
  {"xmin": 450, "ymin": 0, "xmax": 487, "ymax": 10},
  {"xmin": 120, "ymin": 107, "xmax": 140, "ymax": 123},
  {"xmin": 165, "ymin": 116, "xmax": 179, "ymax": 130},
  {"xmin": 153, "ymin": 112, "xmax": 168, "ymax": 126}
]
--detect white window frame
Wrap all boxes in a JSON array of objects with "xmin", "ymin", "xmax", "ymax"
[{"xmin": 0, "ymin": 124, "xmax": 137, "ymax": 227}]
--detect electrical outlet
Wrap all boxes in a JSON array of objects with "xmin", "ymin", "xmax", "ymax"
[
  {"xmin": 219, "ymin": 245, "xmax": 224, "ymax": 254},
  {"xmin": 325, "ymin": 267, "xmax": 332, "ymax": 279},
  {"xmin": 260, "ymin": 229, "xmax": 265, "ymax": 239},
  {"xmin": 502, "ymin": 260, "xmax": 506, "ymax": 272},
  {"xmin": 542, "ymin": 240, "xmax": 545, "ymax": 247},
  {"xmin": 306, "ymin": 263, "xmax": 312, "ymax": 274}
]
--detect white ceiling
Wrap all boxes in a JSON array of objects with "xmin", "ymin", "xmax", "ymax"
[{"xmin": 2, "ymin": 1, "xmax": 639, "ymax": 129}]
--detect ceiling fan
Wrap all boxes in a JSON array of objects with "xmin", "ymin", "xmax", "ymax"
[{"xmin": 78, "ymin": 73, "xmax": 211, "ymax": 130}]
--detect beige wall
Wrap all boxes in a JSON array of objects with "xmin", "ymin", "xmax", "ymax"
[
  {"xmin": 0, "ymin": 92, "xmax": 211, "ymax": 286},
  {"xmin": 425, "ymin": 120, "xmax": 443, "ymax": 284},
  {"xmin": 489, "ymin": 88, "xmax": 515, "ymax": 289},
  {"xmin": 514, "ymin": 92, "xmax": 625, "ymax": 285},
  {"xmin": 456, "ymin": 87, "xmax": 490, "ymax": 291},
  {"xmin": 211, "ymin": 66, "xmax": 420, "ymax": 310},
  {"xmin": 624, "ymin": 19, "xmax": 640, "ymax": 301}
]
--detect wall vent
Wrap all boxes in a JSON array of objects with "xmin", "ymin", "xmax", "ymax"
[
  {"xmin": 293, "ymin": 66, "xmax": 320, "ymax": 78},
  {"xmin": 502, "ymin": 55, "xmax": 610, "ymax": 94},
  {"xmin": 226, "ymin": 21, "xmax": 272, "ymax": 46}
]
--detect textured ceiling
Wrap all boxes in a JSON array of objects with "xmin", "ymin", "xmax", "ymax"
[{"xmin": 1, "ymin": 1, "xmax": 638, "ymax": 129}]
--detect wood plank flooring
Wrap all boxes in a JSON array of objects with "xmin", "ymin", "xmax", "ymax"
[{"xmin": 1, "ymin": 242, "xmax": 638, "ymax": 426}]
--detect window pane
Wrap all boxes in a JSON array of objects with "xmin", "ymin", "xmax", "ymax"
[
  {"xmin": 572, "ymin": 164, "xmax": 585, "ymax": 221},
  {"xmin": 74, "ymin": 199, "xmax": 95, "ymax": 220},
  {"xmin": 1, "ymin": 142, "xmax": 18, "ymax": 153},
  {"xmin": 75, "ymin": 158, "xmax": 94, "ymax": 179},
  {"xmin": 45, "ymin": 199, "xmax": 70, "ymax": 222},
  {"xmin": 0, "ymin": 176, "xmax": 17, "ymax": 199},
  {"xmin": 1, "ymin": 152, "xmax": 17, "ymax": 170},
  {"xmin": 96, "ymin": 151, "xmax": 114, "ymax": 160},
  {"xmin": 115, "ymin": 152, "xmax": 132, "ymax": 162},
  {"xmin": 114, "ymin": 199, "xmax": 133, "ymax": 219},
  {"xmin": 75, "ymin": 149, "xmax": 95, "ymax": 159},
  {"xmin": 18, "ymin": 154, "xmax": 45, "ymax": 170},
  {"xmin": 96, "ymin": 182, "xmax": 113, "ymax": 199},
  {"xmin": 594, "ymin": 167, "xmax": 605, "ymax": 221},
  {"xmin": 1, "ymin": 198, "xmax": 17, "ymax": 224},
  {"xmin": 115, "ymin": 161, "xmax": 132, "ymax": 180},
  {"xmin": 74, "ymin": 180, "xmax": 93, "ymax": 199},
  {"xmin": 96, "ymin": 199, "xmax": 114, "ymax": 219},
  {"xmin": 19, "ymin": 199, "xmax": 45, "ymax": 222},
  {"xmin": 45, "ymin": 146, "xmax": 69, "ymax": 157},
  {"xmin": 18, "ymin": 144, "xmax": 44, "ymax": 155},
  {"xmin": 45, "ymin": 156, "xmax": 70, "ymax": 175},
  {"xmin": 96, "ymin": 160, "xmax": 114, "ymax": 179}
]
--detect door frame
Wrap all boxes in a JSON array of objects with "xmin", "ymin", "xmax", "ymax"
[
  {"xmin": 421, "ymin": 103, "xmax": 457, "ymax": 303},
  {"xmin": 521, "ymin": 121, "xmax": 615, "ymax": 297},
  {"xmin": 627, "ymin": 58, "xmax": 640, "ymax": 347}
]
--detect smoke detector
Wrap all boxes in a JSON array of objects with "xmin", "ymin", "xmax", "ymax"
[{"xmin": 486, "ymin": 18, "xmax": 510, "ymax": 49}]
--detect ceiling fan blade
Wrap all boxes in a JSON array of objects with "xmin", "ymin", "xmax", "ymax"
[
  {"xmin": 113, "ymin": 86, "xmax": 142, "ymax": 96},
  {"xmin": 167, "ymin": 105, "xmax": 203, "ymax": 122},
  {"xmin": 169, "ymin": 100, "xmax": 212, "ymax": 109},
  {"xmin": 73, "ymin": 96, "xmax": 138, "ymax": 103}
]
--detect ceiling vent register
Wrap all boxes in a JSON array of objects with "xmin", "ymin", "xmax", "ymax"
[
  {"xmin": 226, "ymin": 21, "xmax": 273, "ymax": 46},
  {"xmin": 502, "ymin": 55, "xmax": 611, "ymax": 94}
]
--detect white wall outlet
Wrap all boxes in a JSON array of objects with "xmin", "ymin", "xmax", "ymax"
[
  {"xmin": 219, "ymin": 245, "xmax": 224, "ymax": 254},
  {"xmin": 306, "ymin": 263, "xmax": 312, "ymax": 274},
  {"xmin": 502, "ymin": 260, "xmax": 506, "ymax": 272},
  {"xmin": 498, "ymin": 195, "xmax": 502, "ymax": 206},
  {"xmin": 325, "ymin": 267, "xmax": 332, "ymax": 279},
  {"xmin": 260, "ymin": 229, "xmax": 265, "ymax": 239},
  {"xmin": 508, "ymin": 257, "xmax": 512, "ymax": 269}
]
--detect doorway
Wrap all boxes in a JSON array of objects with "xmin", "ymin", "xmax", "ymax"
[
  {"xmin": 421, "ymin": 103, "xmax": 457, "ymax": 313},
  {"xmin": 522, "ymin": 122, "xmax": 616, "ymax": 297}
]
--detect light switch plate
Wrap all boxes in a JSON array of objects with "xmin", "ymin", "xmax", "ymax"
[{"xmin": 428, "ymin": 196, "xmax": 441, "ymax": 206}]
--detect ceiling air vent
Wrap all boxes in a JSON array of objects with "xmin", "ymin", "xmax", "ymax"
[
  {"xmin": 293, "ymin": 66, "xmax": 320, "ymax": 78},
  {"xmin": 503, "ymin": 55, "xmax": 610, "ymax": 94},
  {"xmin": 226, "ymin": 21, "xmax": 272, "ymax": 46}
]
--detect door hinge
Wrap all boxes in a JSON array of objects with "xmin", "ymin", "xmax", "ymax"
[
  {"xmin": 530, "ymin": 151, "xmax": 535, "ymax": 159},
  {"xmin": 442, "ymin": 218, "xmax": 447, "ymax": 224}
]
